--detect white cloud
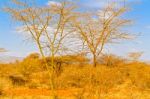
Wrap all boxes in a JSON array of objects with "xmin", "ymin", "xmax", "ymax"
[
  {"xmin": 82, "ymin": 0, "xmax": 140, "ymax": 9},
  {"xmin": 82, "ymin": 1, "xmax": 107, "ymax": 8},
  {"xmin": 47, "ymin": 1, "xmax": 61, "ymax": 7},
  {"xmin": 146, "ymin": 26, "xmax": 150, "ymax": 29}
]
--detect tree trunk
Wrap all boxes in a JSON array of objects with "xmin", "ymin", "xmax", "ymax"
[
  {"xmin": 50, "ymin": 53, "xmax": 57, "ymax": 99},
  {"xmin": 37, "ymin": 41, "xmax": 56, "ymax": 99},
  {"xmin": 93, "ymin": 54, "xmax": 97, "ymax": 67}
]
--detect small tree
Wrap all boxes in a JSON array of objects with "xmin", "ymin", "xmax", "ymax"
[
  {"xmin": 24, "ymin": 52, "xmax": 40, "ymax": 59},
  {"xmin": 98, "ymin": 54, "xmax": 126, "ymax": 67},
  {"xmin": 20, "ymin": 53, "xmax": 41, "ymax": 76},
  {"xmin": 128, "ymin": 52, "xmax": 143, "ymax": 62}
]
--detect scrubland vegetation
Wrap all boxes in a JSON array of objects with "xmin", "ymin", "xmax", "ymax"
[
  {"xmin": 0, "ymin": 53, "xmax": 150, "ymax": 99},
  {"xmin": 0, "ymin": 0, "xmax": 150, "ymax": 99}
]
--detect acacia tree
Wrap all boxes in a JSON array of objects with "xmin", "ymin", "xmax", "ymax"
[
  {"xmin": 72, "ymin": 4, "xmax": 132, "ymax": 67},
  {"xmin": 5, "ymin": 0, "xmax": 76, "ymax": 98},
  {"xmin": 42, "ymin": 1, "xmax": 77, "ymax": 71}
]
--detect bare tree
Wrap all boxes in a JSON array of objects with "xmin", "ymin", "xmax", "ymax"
[
  {"xmin": 72, "ymin": 4, "xmax": 132, "ymax": 67},
  {"xmin": 5, "ymin": 0, "xmax": 76, "ymax": 98},
  {"xmin": 43, "ymin": 1, "xmax": 77, "ymax": 71}
]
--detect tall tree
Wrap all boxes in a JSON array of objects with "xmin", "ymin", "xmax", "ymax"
[
  {"xmin": 72, "ymin": 4, "xmax": 132, "ymax": 67},
  {"xmin": 5, "ymin": 0, "xmax": 76, "ymax": 98}
]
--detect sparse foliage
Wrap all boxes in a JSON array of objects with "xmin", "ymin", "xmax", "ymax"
[
  {"xmin": 5, "ymin": 0, "xmax": 77, "ymax": 98},
  {"xmin": 2, "ymin": 0, "xmax": 148, "ymax": 98},
  {"xmin": 72, "ymin": 4, "xmax": 132, "ymax": 67}
]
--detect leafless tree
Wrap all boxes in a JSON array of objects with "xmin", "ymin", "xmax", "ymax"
[
  {"xmin": 5, "ymin": 0, "xmax": 76, "ymax": 98},
  {"xmin": 72, "ymin": 4, "xmax": 133, "ymax": 67}
]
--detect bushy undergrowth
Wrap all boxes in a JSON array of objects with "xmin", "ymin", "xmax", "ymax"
[
  {"xmin": 0, "ymin": 54, "xmax": 150, "ymax": 98},
  {"xmin": 1, "ymin": 62, "xmax": 150, "ymax": 90}
]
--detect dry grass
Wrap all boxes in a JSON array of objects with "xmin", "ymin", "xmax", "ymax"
[{"xmin": 0, "ymin": 56, "xmax": 150, "ymax": 99}]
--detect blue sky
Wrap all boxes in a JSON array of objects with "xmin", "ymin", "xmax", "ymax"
[{"xmin": 0, "ymin": 0, "xmax": 150, "ymax": 61}]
